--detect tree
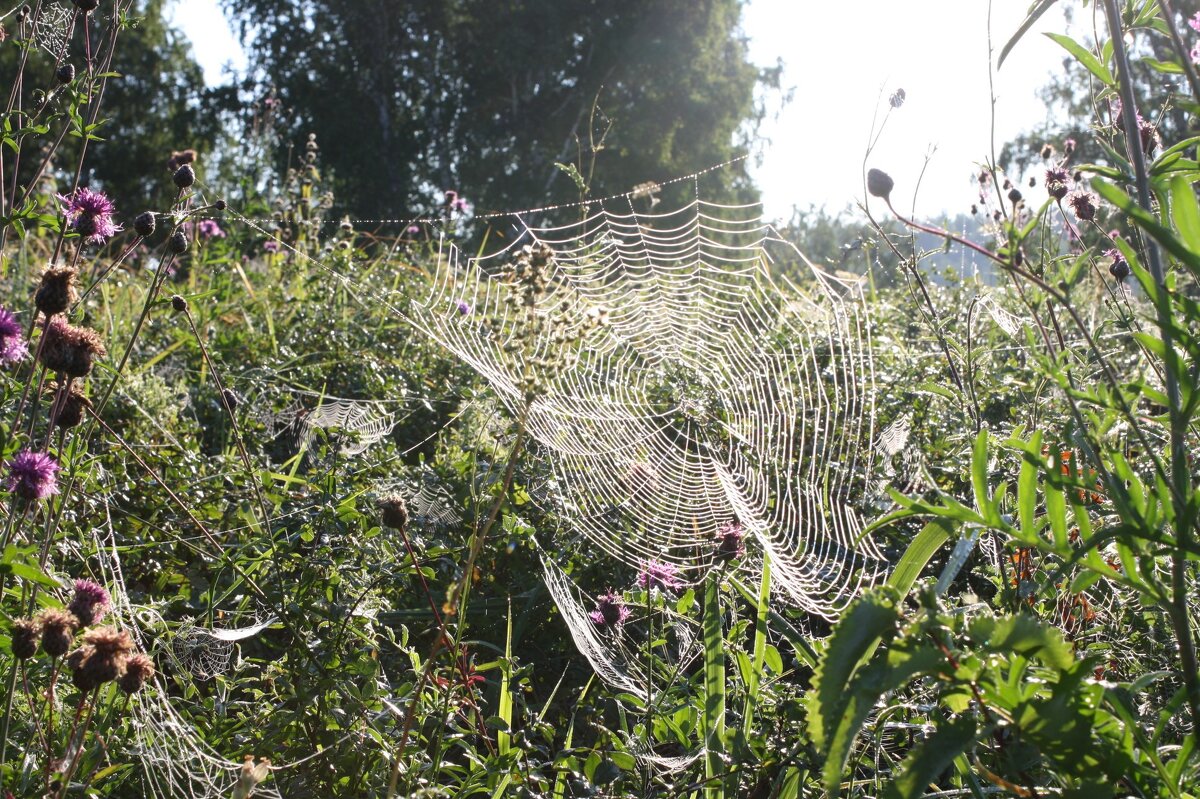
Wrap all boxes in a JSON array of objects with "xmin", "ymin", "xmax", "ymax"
[{"xmin": 225, "ymin": 0, "xmax": 777, "ymax": 219}]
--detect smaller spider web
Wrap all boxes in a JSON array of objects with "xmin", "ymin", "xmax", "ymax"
[{"xmin": 410, "ymin": 191, "xmax": 887, "ymax": 617}]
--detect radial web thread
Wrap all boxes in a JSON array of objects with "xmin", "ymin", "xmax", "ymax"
[{"xmin": 410, "ymin": 193, "xmax": 886, "ymax": 617}]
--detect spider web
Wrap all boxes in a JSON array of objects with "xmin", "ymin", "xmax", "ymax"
[
  {"xmin": 410, "ymin": 192, "xmax": 886, "ymax": 617},
  {"xmin": 33, "ymin": 3, "xmax": 72, "ymax": 57}
]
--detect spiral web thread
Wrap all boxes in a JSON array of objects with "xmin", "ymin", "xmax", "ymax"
[{"xmin": 410, "ymin": 192, "xmax": 886, "ymax": 617}]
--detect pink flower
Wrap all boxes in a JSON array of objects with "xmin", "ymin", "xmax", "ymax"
[
  {"xmin": 1189, "ymin": 11, "xmax": 1200, "ymax": 32},
  {"xmin": 0, "ymin": 306, "xmax": 28, "ymax": 365},
  {"xmin": 636, "ymin": 560, "xmax": 683, "ymax": 593},
  {"xmin": 6, "ymin": 450, "xmax": 60, "ymax": 501},
  {"xmin": 57, "ymin": 188, "xmax": 121, "ymax": 244},
  {"xmin": 589, "ymin": 591, "xmax": 631, "ymax": 628},
  {"xmin": 263, "ymin": 240, "xmax": 281, "ymax": 253},
  {"xmin": 199, "ymin": 219, "xmax": 225, "ymax": 239}
]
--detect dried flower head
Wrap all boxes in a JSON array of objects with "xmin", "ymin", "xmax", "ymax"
[
  {"xmin": 0, "ymin": 306, "xmax": 28, "ymax": 365},
  {"xmin": 1064, "ymin": 138, "xmax": 1076, "ymax": 156},
  {"xmin": 1040, "ymin": 143, "xmax": 1055, "ymax": 160},
  {"xmin": 589, "ymin": 591, "xmax": 631, "ymax": 628},
  {"xmin": 1044, "ymin": 167, "xmax": 1071, "ymax": 201},
  {"xmin": 55, "ymin": 63, "xmax": 75, "ymax": 83},
  {"xmin": 636, "ymin": 560, "xmax": 683, "ymax": 593},
  {"xmin": 35, "ymin": 266, "xmax": 78, "ymax": 317},
  {"xmin": 1066, "ymin": 189, "xmax": 1098, "ymax": 222},
  {"xmin": 70, "ymin": 626, "xmax": 135, "ymax": 689},
  {"xmin": 11, "ymin": 618, "xmax": 40, "ymax": 660},
  {"xmin": 166, "ymin": 149, "xmax": 197, "ymax": 172},
  {"xmin": 232, "ymin": 756, "xmax": 272, "ymax": 799},
  {"xmin": 1106, "ymin": 248, "xmax": 1130, "ymax": 281},
  {"xmin": 118, "ymin": 652, "xmax": 154, "ymax": 694},
  {"xmin": 36, "ymin": 609, "xmax": 78, "ymax": 658},
  {"xmin": 57, "ymin": 188, "xmax": 121, "ymax": 244},
  {"xmin": 47, "ymin": 381, "xmax": 93, "ymax": 429},
  {"xmin": 72, "ymin": 0, "xmax": 99, "ymax": 12},
  {"xmin": 68, "ymin": 579, "xmax": 111, "ymax": 626},
  {"xmin": 40, "ymin": 317, "xmax": 107, "ymax": 377},
  {"xmin": 889, "ymin": 88, "xmax": 906, "ymax": 108},
  {"xmin": 6, "ymin": 449, "xmax": 60, "ymax": 501},
  {"xmin": 377, "ymin": 494, "xmax": 409, "ymax": 531}
]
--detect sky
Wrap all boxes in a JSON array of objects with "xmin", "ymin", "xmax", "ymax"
[{"xmin": 166, "ymin": 0, "xmax": 1071, "ymax": 220}]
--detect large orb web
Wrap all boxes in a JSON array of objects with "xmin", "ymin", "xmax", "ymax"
[{"xmin": 411, "ymin": 192, "xmax": 886, "ymax": 617}]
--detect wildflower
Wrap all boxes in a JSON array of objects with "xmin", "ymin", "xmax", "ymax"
[
  {"xmin": 452, "ymin": 197, "xmax": 469, "ymax": 213},
  {"xmin": 888, "ymin": 88, "xmax": 906, "ymax": 108},
  {"xmin": 866, "ymin": 168, "xmax": 894, "ymax": 201},
  {"xmin": 1067, "ymin": 189, "xmax": 1098, "ymax": 222},
  {"xmin": 199, "ymin": 219, "xmax": 225, "ymax": 239},
  {"xmin": 166, "ymin": 149, "xmax": 197, "ymax": 172},
  {"xmin": 1007, "ymin": 188, "xmax": 1023, "ymax": 204},
  {"xmin": 47, "ymin": 381, "xmax": 92, "ymax": 429},
  {"xmin": 1106, "ymin": 248, "xmax": 1130, "ymax": 281},
  {"xmin": 978, "ymin": 169, "xmax": 991, "ymax": 186},
  {"xmin": 263, "ymin": 239, "xmax": 281, "ymax": 253},
  {"xmin": 1190, "ymin": 11, "xmax": 1200, "ymax": 32},
  {"xmin": 37, "ymin": 609, "xmax": 78, "ymax": 658},
  {"xmin": 68, "ymin": 579, "xmax": 110, "ymax": 626},
  {"xmin": 118, "ymin": 652, "xmax": 154, "ymax": 694},
  {"xmin": 58, "ymin": 188, "xmax": 121, "ymax": 245},
  {"xmin": 1064, "ymin": 138, "xmax": 1076, "ymax": 156},
  {"xmin": 11, "ymin": 619, "xmax": 40, "ymax": 660},
  {"xmin": 637, "ymin": 560, "xmax": 683, "ymax": 593},
  {"xmin": 6, "ymin": 449, "xmax": 60, "ymax": 501},
  {"xmin": 377, "ymin": 494, "xmax": 409, "ymax": 531},
  {"xmin": 70, "ymin": 626, "xmax": 135, "ymax": 689},
  {"xmin": 589, "ymin": 591, "xmax": 631, "ymax": 628},
  {"xmin": 34, "ymin": 266, "xmax": 78, "ymax": 317},
  {"xmin": 0, "ymin": 306, "xmax": 28, "ymax": 365},
  {"xmin": 1192, "ymin": 41, "xmax": 1200, "ymax": 65},
  {"xmin": 1044, "ymin": 167, "xmax": 1071, "ymax": 201},
  {"xmin": 171, "ymin": 295, "xmax": 188, "ymax": 313},
  {"xmin": 444, "ymin": 190, "xmax": 458, "ymax": 208},
  {"xmin": 1040, "ymin": 143, "xmax": 1055, "ymax": 160},
  {"xmin": 715, "ymin": 522, "xmax": 746, "ymax": 563},
  {"xmin": 455, "ymin": 299, "xmax": 471, "ymax": 315},
  {"xmin": 406, "ymin": 224, "xmax": 421, "ymax": 235},
  {"xmin": 133, "ymin": 211, "xmax": 156, "ymax": 237},
  {"xmin": 40, "ymin": 317, "xmax": 107, "ymax": 378}
]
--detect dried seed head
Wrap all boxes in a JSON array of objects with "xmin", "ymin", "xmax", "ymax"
[
  {"xmin": 1040, "ymin": 143, "xmax": 1055, "ymax": 159},
  {"xmin": 166, "ymin": 149, "xmax": 196, "ymax": 172},
  {"xmin": 377, "ymin": 494, "xmax": 409, "ymax": 531},
  {"xmin": 48, "ymin": 381, "xmax": 92, "ymax": 429},
  {"xmin": 11, "ymin": 619, "xmax": 40, "ymax": 659},
  {"xmin": 215, "ymin": 199, "xmax": 227, "ymax": 211},
  {"xmin": 36, "ymin": 609, "xmax": 78, "ymax": 658},
  {"xmin": 68, "ymin": 579, "xmax": 111, "ymax": 627},
  {"xmin": 118, "ymin": 653, "xmax": 154, "ymax": 694},
  {"xmin": 866, "ymin": 168, "xmax": 894, "ymax": 200},
  {"xmin": 173, "ymin": 164, "xmax": 196, "ymax": 189},
  {"xmin": 34, "ymin": 266, "xmax": 78, "ymax": 317},
  {"xmin": 171, "ymin": 295, "xmax": 187, "ymax": 313},
  {"xmin": 1007, "ymin": 188, "xmax": 1023, "ymax": 204},
  {"xmin": 169, "ymin": 230, "xmax": 189, "ymax": 255},
  {"xmin": 133, "ymin": 211, "xmax": 156, "ymax": 237},
  {"xmin": 221, "ymin": 388, "xmax": 240, "ymax": 410},
  {"xmin": 40, "ymin": 317, "xmax": 107, "ymax": 378}
]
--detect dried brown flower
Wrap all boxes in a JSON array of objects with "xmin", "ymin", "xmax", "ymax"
[
  {"xmin": 39, "ymin": 318, "xmax": 106, "ymax": 378},
  {"xmin": 34, "ymin": 267, "xmax": 78, "ymax": 317}
]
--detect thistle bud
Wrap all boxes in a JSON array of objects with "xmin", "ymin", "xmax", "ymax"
[
  {"xmin": 171, "ymin": 295, "xmax": 187, "ymax": 313},
  {"xmin": 72, "ymin": 0, "xmax": 99, "ymax": 11},
  {"xmin": 866, "ymin": 169, "xmax": 893, "ymax": 201},
  {"xmin": 133, "ymin": 211, "xmax": 156, "ymax": 237},
  {"xmin": 173, "ymin": 164, "xmax": 195, "ymax": 189},
  {"xmin": 377, "ymin": 495, "xmax": 409, "ymax": 531},
  {"xmin": 56, "ymin": 63, "xmax": 75, "ymax": 84},
  {"xmin": 169, "ymin": 230, "xmax": 189, "ymax": 255}
]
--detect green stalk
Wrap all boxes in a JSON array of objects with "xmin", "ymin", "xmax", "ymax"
[
  {"xmin": 741, "ymin": 555, "xmax": 771, "ymax": 739},
  {"xmin": 702, "ymin": 573, "xmax": 726, "ymax": 799}
]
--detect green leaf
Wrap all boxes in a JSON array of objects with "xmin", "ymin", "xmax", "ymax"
[
  {"xmin": 999, "ymin": 0, "xmax": 1059, "ymax": 68},
  {"xmin": 970, "ymin": 429, "xmax": 991, "ymax": 518},
  {"xmin": 886, "ymin": 519, "xmax": 953, "ymax": 598},
  {"xmin": 882, "ymin": 716, "xmax": 979, "ymax": 799},
  {"xmin": 970, "ymin": 614, "xmax": 1074, "ymax": 670},
  {"xmin": 702, "ymin": 575, "xmax": 727, "ymax": 799},
  {"xmin": 1171, "ymin": 174, "xmax": 1200, "ymax": 250},
  {"xmin": 1044, "ymin": 32, "xmax": 1114, "ymax": 86}
]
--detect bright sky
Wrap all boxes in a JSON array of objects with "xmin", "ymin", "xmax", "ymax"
[{"xmin": 167, "ymin": 0, "xmax": 1070, "ymax": 220}]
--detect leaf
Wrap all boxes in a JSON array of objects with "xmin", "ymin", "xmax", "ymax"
[
  {"xmin": 887, "ymin": 519, "xmax": 953, "ymax": 598},
  {"xmin": 1171, "ymin": 175, "xmax": 1200, "ymax": 250},
  {"xmin": 970, "ymin": 614, "xmax": 1074, "ymax": 670},
  {"xmin": 970, "ymin": 429, "xmax": 991, "ymax": 518},
  {"xmin": 1044, "ymin": 32, "xmax": 1114, "ymax": 86},
  {"xmin": 702, "ymin": 575, "xmax": 726, "ymax": 799},
  {"xmin": 807, "ymin": 588, "xmax": 901, "ymax": 757},
  {"xmin": 882, "ymin": 716, "xmax": 979, "ymax": 799},
  {"xmin": 554, "ymin": 162, "xmax": 587, "ymax": 193},
  {"xmin": 999, "ymin": 0, "xmax": 1059, "ymax": 68}
]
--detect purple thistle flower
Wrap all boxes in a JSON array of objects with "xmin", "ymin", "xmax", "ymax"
[
  {"xmin": 636, "ymin": 560, "xmax": 683, "ymax": 593},
  {"xmin": 0, "ymin": 306, "xmax": 28, "ymax": 366},
  {"xmin": 6, "ymin": 450, "xmax": 60, "ymax": 501},
  {"xmin": 57, "ymin": 188, "xmax": 122, "ymax": 244},
  {"xmin": 455, "ymin": 299, "xmax": 471, "ymax": 315},
  {"xmin": 1066, "ymin": 189, "xmax": 1098, "ymax": 222},
  {"xmin": 715, "ymin": 521, "xmax": 746, "ymax": 563},
  {"xmin": 1044, "ymin": 167, "xmax": 1071, "ymax": 201},
  {"xmin": 263, "ymin": 239, "xmax": 281, "ymax": 253},
  {"xmin": 199, "ymin": 219, "xmax": 225, "ymax": 239},
  {"xmin": 1190, "ymin": 11, "xmax": 1200, "ymax": 32},
  {"xmin": 452, "ymin": 197, "xmax": 469, "ymax": 213},
  {"xmin": 67, "ymin": 578, "xmax": 111, "ymax": 626},
  {"xmin": 406, "ymin": 224, "xmax": 421, "ymax": 235},
  {"xmin": 589, "ymin": 590, "xmax": 631, "ymax": 628},
  {"xmin": 1105, "ymin": 248, "xmax": 1130, "ymax": 282}
]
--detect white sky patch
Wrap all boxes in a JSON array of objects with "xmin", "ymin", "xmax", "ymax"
[{"xmin": 166, "ymin": 0, "xmax": 1071, "ymax": 218}]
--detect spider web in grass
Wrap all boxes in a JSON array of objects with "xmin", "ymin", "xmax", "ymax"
[{"xmin": 411, "ymin": 193, "xmax": 886, "ymax": 617}]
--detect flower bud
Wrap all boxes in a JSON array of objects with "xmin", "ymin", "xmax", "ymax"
[
  {"xmin": 169, "ymin": 230, "xmax": 189, "ymax": 254},
  {"xmin": 56, "ymin": 63, "xmax": 75, "ymax": 84},
  {"xmin": 133, "ymin": 211, "xmax": 156, "ymax": 237},
  {"xmin": 171, "ymin": 295, "xmax": 187, "ymax": 313},
  {"xmin": 866, "ymin": 169, "xmax": 893, "ymax": 200},
  {"xmin": 173, "ymin": 164, "xmax": 195, "ymax": 189}
]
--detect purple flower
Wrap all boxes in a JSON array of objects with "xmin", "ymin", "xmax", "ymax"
[
  {"xmin": 589, "ymin": 590, "xmax": 631, "ymax": 628},
  {"xmin": 452, "ymin": 197, "xmax": 469, "ymax": 213},
  {"xmin": 715, "ymin": 521, "xmax": 746, "ymax": 563},
  {"xmin": 199, "ymin": 219, "xmax": 225, "ymax": 239},
  {"xmin": 406, "ymin": 224, "xmax": 421, "ymax": 235},
  {"xmin": 1189, "ymin": 11, "xmax": 1200, "ymax": 32},
  {"xmin": 1192, "ymin": 41, "xmax": 1200, "ymax": 65},
  {"xmin": 0, "ymin": 306, "xmax": 28, "ymax": 365},
  {"xmin": 1066, "ymin": 189, "xmax": 1098, "ymax": 222},
  {"xmin": 263, "ymin": 239, "xmax": 281, "ymax": 253},
  {"xmin": 1044, "ymin": 167, "xmax": 1071, "ymax": 201},
  {"xmin": 6, "ymin": 450, "xmax": 60, "ymax": 501},
  {"xmin": 1105, "ymin": 248, "xmax": 1130, "ymax": 282},
  {"xmin": 636, "ymin": 560, "xmax": 683, "ymax": 593},
  {"xmin": 57, "ymin": 188, "xmax": 122, "ymax": 244},
  {"xmin": 67, "ymin": 579, "xmax": 111, "ymax": 626},
  {"xmin": 455, "ymin": 299, "xmax": 471, "ymax": 315}
]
